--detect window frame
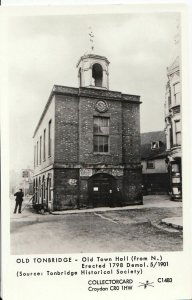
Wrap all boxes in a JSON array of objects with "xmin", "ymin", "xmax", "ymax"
[
  {"xmin": 175, "ymin": 120, "xmax": 181, "ymax": 146},
  {"xmin": 36, "ymin": 141, "xmax": 39, "ymax": 166},
  {"xmin": 43, "ymin": 129, "xmax": 46, "ymax": 161},
  {"xmin": 93, "ymin": 116, "xmax": 110, "ymax": 154},
  {"xmin": 48, "ymin": 120, "xmax": 52, "ymax": 157},
  {"xmin": 146, "ymin": 160, "xmax": 155, "ymax": 169},
  {"xmin": 173, "ymin": 82, "xmax": 180, "ymax": 105},
  {"xmin": 34, "ymin": 145, "xmax": 36, "ymax": 168},
  {"xmin": 39, "ymin": 136, "xmax": 42, "ymax": 164}
]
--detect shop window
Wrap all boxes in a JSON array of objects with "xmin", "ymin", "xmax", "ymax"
[
  {"xmin": 171, "ymin": 163, "xmax": 180, "ymax": 173},
  {"xmin": 93, "ymin": 117, "xmax": 109, "ymax": 153}
]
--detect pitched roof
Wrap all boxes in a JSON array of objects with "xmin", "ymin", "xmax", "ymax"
[{"xmin": 141, "ymin": 131, "xmax": 167, "ymax": 160}]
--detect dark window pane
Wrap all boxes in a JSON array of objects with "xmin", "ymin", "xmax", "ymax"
[
  {"xmin": 93, "ymin": 136, "xmax": 98, "ymax": 152},
  {"xmin": 93, "ymin": 123, "xmax": 98, "ymax": 133},
  {"xmin": 93, "ymin": 117, "xmax": 109, "ymax": 153},
  {"xmin": 99, "ymin": 136, "xmax": 103, "ymax": 152},
  {"xmin": 93, "ymin": 118, "xmax": 99, "ymax": 133},
  {"xmin": 97, "ymin": 125, "xmax": 102, "ymax": 133},
  {"xmin": 94, "ymin": 117, "xmax": 99, "ymax": 126},
  {"xmin": 103, "ymin": 136, "xmax": 108, "ymax": 152}
]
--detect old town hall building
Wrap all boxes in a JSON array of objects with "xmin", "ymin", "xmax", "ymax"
[{"xmin": 33, "ymin": 53, "xmax": 142, "ymax": 211}]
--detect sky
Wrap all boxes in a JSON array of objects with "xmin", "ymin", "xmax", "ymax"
[{"xmin": 5, "ymin": 9, "xmax": 180, "ymax": 172}]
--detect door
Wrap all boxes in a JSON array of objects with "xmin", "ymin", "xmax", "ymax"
[{"xmin": 88, "ymin": 173, "xmax": 116, "ymax": 207}]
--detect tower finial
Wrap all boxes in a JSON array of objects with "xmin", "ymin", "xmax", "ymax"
[{"xmin": 88, "ymin": 26, "xmax": 95, "ymax": 52}]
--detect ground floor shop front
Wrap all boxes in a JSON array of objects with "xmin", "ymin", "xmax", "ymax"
[
  {"xmin": 166, "ymin": 147, "xmax": 182, "ymax": 201},
  {"xmin": 33, "ymin": 165, "xmax": 143, "ymax": 212}
]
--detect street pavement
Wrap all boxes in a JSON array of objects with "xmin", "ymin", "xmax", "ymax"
[
  {"xmin": 10, "ymin": 195, "xmax": 182, "ymax": 254},
  {"xmin": 161, "ymin": 217, "xmax": 182, "ymax": 230}
]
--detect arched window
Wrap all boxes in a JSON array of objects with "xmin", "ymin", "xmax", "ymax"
[{"xmin": 92, "ymin": 63, "xmax": 103, "ymax": 87}]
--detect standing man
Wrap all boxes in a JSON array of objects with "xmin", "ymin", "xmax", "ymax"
[{"xmin": 14, "ymin": 189, "xmax": 24, "ymax": 214}]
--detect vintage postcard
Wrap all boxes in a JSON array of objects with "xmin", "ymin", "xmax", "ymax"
[{"xmin": 1, "ymin": 3, "xmax": 192, "ymax": 300}]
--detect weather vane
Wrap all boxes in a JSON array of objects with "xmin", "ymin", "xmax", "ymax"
[{"xmin": 88, "ymin": 26, "xmax": 95, "ymax": 52}]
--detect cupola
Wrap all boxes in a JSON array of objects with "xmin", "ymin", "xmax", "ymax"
[{"xmin": 77, "ymin": 54, "xmax": 110, "ymax": 89}]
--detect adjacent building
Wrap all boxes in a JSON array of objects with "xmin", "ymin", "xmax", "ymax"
[
  {"xmin": 33, "ymin": 52, "xmax": 143, "ymax": 211},
  {"xmin": 164, "ymin": 56, "xmax": 182, "ymax": 200},
  {"xmin": 141, "ymin": 131, "xmax": 169, "ymax": 194}
]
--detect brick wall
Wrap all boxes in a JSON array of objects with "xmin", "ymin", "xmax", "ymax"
[
  {"xmin": 55, "ymin": 94, "xmax": 79, "ymax": 164},
  {"xmin": 79, "ymin": 97, "xmax": 123, "ymax": 165},
  {"xmin": 33, "ymin": 86, "xmax": 142, "ymax": 210},
  {"xmin": 54, "ymin": 168, "xmax": 79, "ymax": 210},
  {"xmin": 123, "ymin": 167, "xmax": 143, "ymax": 204},
  {"xmin": 122, "ymin": 102, "xmax": 141, "ymax": 164}
]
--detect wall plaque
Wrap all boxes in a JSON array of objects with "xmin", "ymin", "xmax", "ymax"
[
  {"xmin": 95, "ymin": 100, "xmax": 108, "ymax": 113},
  {"xmin": 80, "ymin": 169, "xmax": 93, "ymax": 177},
  {"xmin": 112, "ymin": 169, "xmax": 124, "ymax": 177}
]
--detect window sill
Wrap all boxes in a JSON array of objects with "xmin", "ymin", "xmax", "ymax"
[{"xmin": 93, "ymin": 152, "xmax": 111, "ymax": 155}]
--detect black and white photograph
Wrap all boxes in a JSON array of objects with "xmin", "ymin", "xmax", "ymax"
[
  {"xmin": 1, "ymin": 4, "xmax": 192, "ymax": 300},
  {"xmin": 6, "ymin": 9, "xmax": 184, "ymax": 255}
]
